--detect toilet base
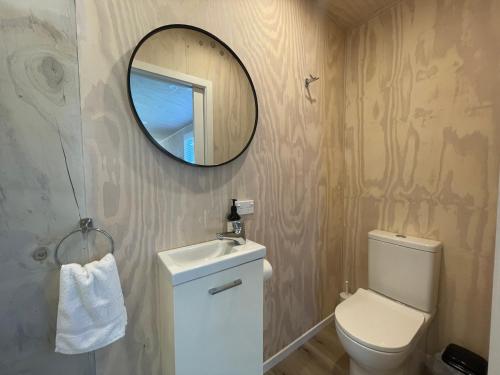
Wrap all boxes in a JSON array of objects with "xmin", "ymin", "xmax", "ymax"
[
  {"xmin": 350, "ymin": 359, "xmax": 405, "ymax": 375},
  {"xmin": 337, "ymin": 313, "xmax": 430, "ymax": 375},
  {"xmin": 349, "ymin": 351, "xmax": 425, "ymax": 375}
]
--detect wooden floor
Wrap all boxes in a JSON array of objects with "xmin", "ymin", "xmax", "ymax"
[{"xmin": 265, "ymin": 323, "xmax": 349, "ymax": 375}]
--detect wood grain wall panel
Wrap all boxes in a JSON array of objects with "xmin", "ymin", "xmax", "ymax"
[
  {"xmin": 135, "ymin": 29, "xmax": 256, "ymax": 164},
  {"xmin": 344, "ymin": 0, "xmax": 500, "ymax": 358},
  {"xmin": 318, "ymin": 0, "xmax": 400, "ymax": 28},
  {"xmin": 0, "ymin": 0, "xmax": 93, "ymax": 373},
  {"xmin": 75, "ymin": 1, "xmax": 345, "ymax": 374}
]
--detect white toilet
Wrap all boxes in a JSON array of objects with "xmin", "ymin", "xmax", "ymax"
[{"xmin": 335, "ymin": 230, "xmax": 442, "ymax": 375}]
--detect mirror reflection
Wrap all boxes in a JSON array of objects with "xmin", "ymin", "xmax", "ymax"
[{"xmin": 128, "ymin": 26, "xmax": 257, "ymax": 166}]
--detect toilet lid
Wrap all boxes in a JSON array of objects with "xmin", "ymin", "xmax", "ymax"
[{"xmin": 335, "ymin": 288, "xmax": 425, "ymax": 353}]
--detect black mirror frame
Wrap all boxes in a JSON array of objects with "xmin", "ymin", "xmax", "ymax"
[{"xmin": 127, "ymin": 24, "xmax": 259, "ymax": 167}]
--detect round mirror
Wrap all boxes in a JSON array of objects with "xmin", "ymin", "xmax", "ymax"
[{"xmin": 127, "ymin": 25, "xmax": 258, "ymax": 167}]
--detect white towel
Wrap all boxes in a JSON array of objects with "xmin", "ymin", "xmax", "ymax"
[{"xmin": 55, "ymin": 253, "xmax": 127, "ymax": 354}]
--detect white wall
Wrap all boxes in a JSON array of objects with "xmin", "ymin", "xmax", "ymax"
[{"xmin": 489, "ymin": 173, "xmax": 500, "ymax": 373}]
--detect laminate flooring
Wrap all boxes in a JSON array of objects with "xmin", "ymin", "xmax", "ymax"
[{"xmin": 265, "ymin": 323, "xmax": 349, "ymax": 375}]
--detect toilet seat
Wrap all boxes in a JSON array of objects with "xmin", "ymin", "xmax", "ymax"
[{"xmin": 335, "ymin": 289, "xmax": 425, "ymax": 354}]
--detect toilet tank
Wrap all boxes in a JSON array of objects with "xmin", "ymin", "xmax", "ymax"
[{"xmin": 368, "ymin": 230, "xmax": 442, "ymax": 313}]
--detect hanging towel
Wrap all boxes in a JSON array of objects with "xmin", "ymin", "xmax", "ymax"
[{"xmin": 55, "ymin": 253, "xmax": 127, "ymax": 354}]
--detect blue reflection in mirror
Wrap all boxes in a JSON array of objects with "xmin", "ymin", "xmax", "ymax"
[
  {"xmin": 130, "ymin": 69, "xmax": 194, "ymax": 162},
  {"xmin": 183, "ymin": 132, "xmax": 195, "ymax": 164}
]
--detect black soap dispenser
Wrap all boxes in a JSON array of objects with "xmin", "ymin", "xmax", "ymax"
[{"xmin": 227, "ymin": 199, "xmax": 240, "ymax": 230}]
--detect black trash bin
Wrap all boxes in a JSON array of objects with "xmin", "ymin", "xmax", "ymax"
[{"xmin": 441, "ymin": 344, "xmax": 488, "ymax": 375}]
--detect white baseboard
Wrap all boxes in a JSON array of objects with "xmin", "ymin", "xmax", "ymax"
[{"xmin": 263, "ymin": 313, "xmax": 335, "ymax": 373}]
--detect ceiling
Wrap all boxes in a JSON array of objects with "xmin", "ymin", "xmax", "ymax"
[{"xmin": 318, "ymin": 0, "xmax": 401, "ymax": 28}]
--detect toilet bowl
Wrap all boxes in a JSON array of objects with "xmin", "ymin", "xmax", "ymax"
[
  {"xmin": 335, "ymin": 289, "xmax": 431, "ymax": 375},
  {"xmin": 336, "ymin": 230, "xmax": 442, "ymax": 375}
]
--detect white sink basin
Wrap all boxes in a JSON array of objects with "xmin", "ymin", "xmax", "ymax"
[{"xmin": 158, "ymin": 239, "xmax": 266, "ymax": 285}]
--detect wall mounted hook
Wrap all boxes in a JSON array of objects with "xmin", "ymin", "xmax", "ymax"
[{"xmin": 305, "ymin": 74, "xmax": 319, "ymax": 89}]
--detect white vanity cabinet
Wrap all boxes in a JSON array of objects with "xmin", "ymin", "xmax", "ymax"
[{"xmin": 158, "ymin": 241, "xmax": 265, "ymax": 375}]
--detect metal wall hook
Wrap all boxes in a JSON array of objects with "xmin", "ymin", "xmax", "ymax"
[
  {"xmin": 79, "ymin": 217, "xmax": 93, "ymax": 233},
  {"xmin": 305, "ymin": 74, "xmax": 319, "ymax": 89}
]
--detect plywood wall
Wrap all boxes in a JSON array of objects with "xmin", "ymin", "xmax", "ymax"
[
  {"xmin": 75, "ymin": 0, "xmax": 345, "ymax": 374},
  {"xmin": 0, "ymin": 0, "xmax": 93, "ymax": 373},
  {"xmin": 4, "ymin": 1, "xmax": 497, "ymax": 374},
  {"xmin": 319, "ymin": 0, "xmax": 400, "ymax": 28},
  {"xmin": 134, "ymin": 28, "xmax": 256, "ymax": 164},
  {"xmin": 344, "ymin": 0, "xmax": 500, "ymax": 358}
]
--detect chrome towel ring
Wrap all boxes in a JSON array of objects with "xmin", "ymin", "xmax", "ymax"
[{"xmin": 54, "ymin": 218, "xmax": 114, "ymax": 266}]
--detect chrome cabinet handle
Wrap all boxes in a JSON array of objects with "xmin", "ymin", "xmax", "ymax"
[{"xmin": 208, "ymin": 279, "xmax": 242, "ymax": 295}]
